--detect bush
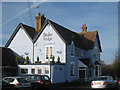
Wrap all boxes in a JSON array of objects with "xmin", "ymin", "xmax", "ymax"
[
  {"xmin": 57, "ymin": 56, "xmax": 60, "ymax": 63},
  {"xmin": 26, "ymin": 56, "xmax": 29, "ymax": 63},
  {"xmin": 37, "ymin": 56, "xmax": 39, "ymax": 62}
]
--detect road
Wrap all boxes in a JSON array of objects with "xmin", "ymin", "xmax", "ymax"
[
  {"xmin": 49, "ymin": 82, "xmax": 91, "ymax": 90},
  {"xmin": 2, "ymin": 82, "xmax": 119, "ymax": 90}
]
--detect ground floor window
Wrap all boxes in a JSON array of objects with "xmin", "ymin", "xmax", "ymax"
[
  {"xmin": 38, "ymin": 67, "xmax": 42, "ymax": 74},
  {"xmin": 21, "ymin": 68, "xmax": 28, "ymax": 74},
  {"xmin": 45, "ymin": 67, "xmax": 49, "ymax": 74},
  {"xmin": 31, "ymin": 68, "xmax": 35, "ymax": 74},
  {"xmin": 71, "ymin": 62, "xmax": 75, "ymax": 76}
]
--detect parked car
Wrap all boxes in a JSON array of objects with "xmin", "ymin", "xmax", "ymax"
[
  {"xmin": 91, "ymin": 76, "xmax": 117, "ymax": 89},
  {"xmin": 24, "ymin": 75, "xmax": 51, "ymax": 89},
  {"xmin": 2, "ymin": 76, "xmax": 31, "ymax": 89},
  {"xmin": 117, "ymin": 79, "xmax": 120, "ymax": 89},
  {"xmin": 2, "ymin": 80, "xmax": 16, "ymax": 90}
]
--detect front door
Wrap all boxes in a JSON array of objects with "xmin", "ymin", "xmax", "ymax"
[{"xmin": 79, "ymin": 70, "xmax": 85, "ymax": 80}]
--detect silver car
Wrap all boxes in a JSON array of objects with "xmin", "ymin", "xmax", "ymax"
[
  {"xmin": 91, "ymin": 76, "xmax": 117, "ymax": 89},
  {"xmin": 3, "ymin": 76, "xmax": 31, "ymax": 88}
]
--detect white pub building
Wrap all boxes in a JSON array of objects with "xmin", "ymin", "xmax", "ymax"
[{"xmin": 5, "ymin": 13, "xmax": 102, "ymax": 83}]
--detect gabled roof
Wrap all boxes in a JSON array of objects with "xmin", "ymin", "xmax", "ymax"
[
  {"xmin": 33, "ymin": 19, "xmax": 95, "ymax": 50},
  {"xmin": 5, "ymin": 23, "xmax": 38, "ymax": 47},
  {"xmin": 79, "ymin": 58, "xmax": 91, "ymax": 67},
  {"xmin": 77, "ymin": 31, "xmax": 102, "ymax": 52},
  {"xmin": 5, "ymin": 19, "xmax": 102, "ymax": 51}
]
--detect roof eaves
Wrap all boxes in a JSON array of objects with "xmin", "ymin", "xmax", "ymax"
[
  {"xmin": 47, "ymin": 20, "xmax": 67, "ymax": 44},
  {"xmin": 5, "ymin": 23, "xmax": 22, "ymax": 47},
  {"xmin": 20, "ymin": 24, "xmax": 33, "ymax": 42},
  {"xmin": 96, "ymin": 32, "xmax": 102, "ymax": 52}
]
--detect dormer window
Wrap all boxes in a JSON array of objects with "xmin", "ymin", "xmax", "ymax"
[{"xmin": 71, "ymin": 42, "xmax": 74, "ymax": 57}]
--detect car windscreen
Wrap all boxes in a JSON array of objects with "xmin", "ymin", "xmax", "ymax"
[
  {"xmin": 94, "ymin": 77, "xmax": 107, "ymax": 80},
  {"xmin": 26, "ymin": 76, "xmax": 34, "ymax": 81},
  {"xmin": 34, "ymin": 76, "xmax": 41, "ymax": 81},
  {"xmin": 17, "ymin": 78, "xmax": 28, "ymax": 83},
  {"xmin": 44, "ymin": 76, "xmax": 50, "ymax": 81}
]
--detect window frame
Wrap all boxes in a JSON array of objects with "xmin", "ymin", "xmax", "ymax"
[
  {"xmin": 71, "ymin": 42, "xmax": 74, "ymax": 57},
  {"xmin": 45, "ymin": 67, "xmax": 49, "ymax": 74},
  {"xmin": 71, "ymin": 62, "xmax": 75, "ymax": 76},
  {"xmin": 21, "ymin": 68, "xmax": 28, "ymax": 74},
  {"xmin": 38, "ymin": 67, "xmax": 42, "ymax": 74},
  {"xmin": 45, "ymin": 46, "xmax": 53, "ymax": 60}
]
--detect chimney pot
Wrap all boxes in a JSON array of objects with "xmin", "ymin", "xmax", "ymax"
[
  {"xmin": 81, "ymin": 23, "xmax": 87, "ymax": 32},
  {"xmin": 37, "ymin": 13, "xmax": 40, "ymax": 16}
]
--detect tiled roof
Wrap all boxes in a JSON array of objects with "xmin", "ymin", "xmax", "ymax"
[
  {"xmin": 77, "ymin": 31, "xmax": 102, "ymax": 52},
  {"xmin": 21, "ymin": 23, "xmax": 38, "ymax": 40},
  {"xmin": 48, "ymin": 20, "xmax": 94, "ymax": 50},
  {"xmin": 77, "ymin": 31, "xmax": 97, "ymax": 43},
  {"xmin": 5, "ymin": 19, "xmax": 102, "ymax": 52}
]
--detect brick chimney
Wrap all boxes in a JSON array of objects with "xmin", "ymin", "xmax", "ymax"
[
  {"xmin": 35, "ymin": 13, "xmax": 46, "ymax": 32},
  {"xmin": 81, "ymin": 23, "xmax": 87, "ymax": 32}
]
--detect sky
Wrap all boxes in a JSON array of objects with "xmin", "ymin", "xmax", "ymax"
[{"xmin": 1, "ymin": 1, "xmax": 118, "ymax": 64}]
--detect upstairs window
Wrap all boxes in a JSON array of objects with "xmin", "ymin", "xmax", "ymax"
[
  {"xmin": 46, "ymin": 47, "xmax": 49, "ymax": 59},
  {"xmin": 50, "ymin": 47, "xmax": 53, "ymax": 59},
  {"xmin": 71, "ymin": 43, "xmax": 74, "ymax": 56},
  {"xmin": 46, "ymin": 46, "xmax": 53, "ymax": 59},
  {"xmin": 94, "ymin": 47, "xmax": 98, "ymax": 59},
  {"xmin": 75, "ymin": 48, "xmax": 79, "ymax": 57}
]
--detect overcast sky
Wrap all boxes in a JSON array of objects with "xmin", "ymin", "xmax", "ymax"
[{"xmin": 1, "ymin": 1, "xmax": 118, "ymax": 64}]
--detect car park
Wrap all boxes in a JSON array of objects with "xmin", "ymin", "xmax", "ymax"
[
  {"xmin": 91, "ymin": 76, "xmax": 117, "ymax": 89},
  {"xmin": 25, "ymin": 74, "xmax": 51, "ymax": 89},
  {"xmin": 2, "ymin": 76, "xmax": 31, "ymax": 89},
  {"xmin": 2, "ymin": 80, "xmax": 16, "ymax": 90}
]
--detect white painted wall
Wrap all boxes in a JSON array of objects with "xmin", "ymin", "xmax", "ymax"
[
  {"xmin": 8, "ymin": 28, "xmax": 33, "ymax": 63},
  {"xmin": 34, "ymin": 24, "xmax": 66, "ymax": 63}
]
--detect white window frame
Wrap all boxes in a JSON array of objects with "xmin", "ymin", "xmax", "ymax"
[
  {"xmin": 38, "ymin": 67, "xmax": 42, "ymax": 74},
  {"xmin": 45, "ymin": 67, "xmax": 49, "ymax": 74},
  {"xmin": 31, "ymin": 68, "xmax": 35, "ymax": 74},
  {"xmin": 20, "ymin": 67, "xmax": 28, "ymax": 74},
  {"xmin": 45, "ymin": 45, "xmax": 53, "ymax": 61},
  {"xmin": 71, "ymin": 42, "xmax": 74, "ymax": 57}
]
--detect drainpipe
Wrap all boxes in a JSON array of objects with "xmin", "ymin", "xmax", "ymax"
[
  {"xmin": 33, "ymin": 43, "xmax": 34, "ymax": 63},
  {"xmin": 65, "ymin": 44, "xmax": 68, "ymax": 82}
]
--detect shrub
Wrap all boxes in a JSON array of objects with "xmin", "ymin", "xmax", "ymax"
[
  {"xmin": 37, "ymin": 56, "xmax": 39, "ymax": 62},
  {"xmin": 26, "ymin": 56, "xmax": 29, "ymax": 63},
  {"xmin": 52, "ymin": 56, "xmax": 55, "ymax": 63},
  {"xmin": 57, "ymin": 56, "xmax": 60, "ymax": 63}
]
